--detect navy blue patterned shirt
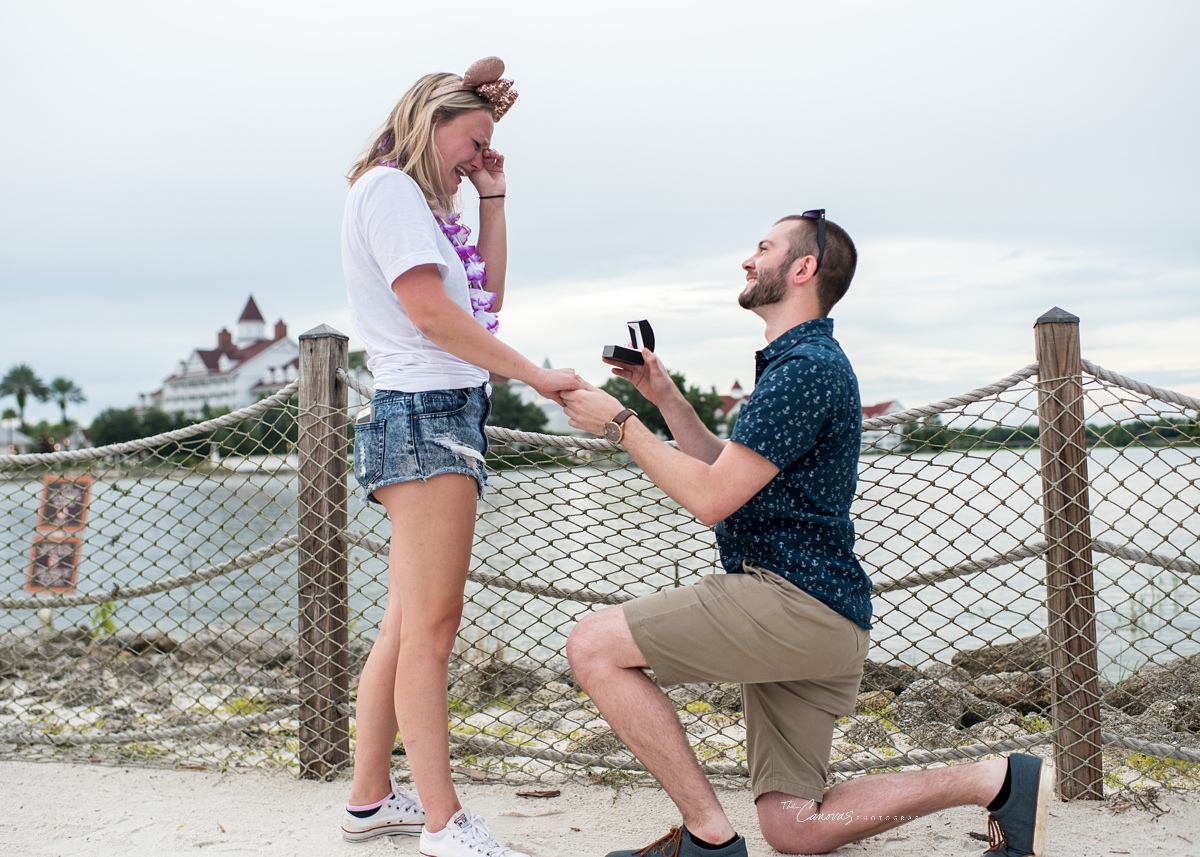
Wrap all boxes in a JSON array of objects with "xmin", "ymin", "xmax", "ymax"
[{"xmin": 715, "ymin": 318, "xmax": 873, "ymax": 629}]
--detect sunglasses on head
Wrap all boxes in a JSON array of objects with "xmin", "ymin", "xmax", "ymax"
[{"xmin": 800, "ymin": 209, "xmax": 825, "ymax": 274}]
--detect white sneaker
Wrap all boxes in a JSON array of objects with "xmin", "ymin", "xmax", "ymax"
[
  {"xmin": 419, "ymin": 808, "xmax": 530, "ymax": 857},
  {"xmin": 341, "ymin": 775, "xmax": 425, "ymax": 842}
]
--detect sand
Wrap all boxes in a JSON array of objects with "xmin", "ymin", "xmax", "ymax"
[{"xmin": 1, "ymin": 761, "xmax": 1197, "ymax": 856}]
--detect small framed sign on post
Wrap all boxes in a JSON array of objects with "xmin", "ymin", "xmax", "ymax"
[
  {"xmin": 26, "ymin": 534, "xmax": 83, "ymax": 593},
  {"xmin": 35, "ymin": 475, "xmax": 92, "ymax": 533}
]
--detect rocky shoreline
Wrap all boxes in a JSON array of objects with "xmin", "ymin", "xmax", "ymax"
[{"xmin": 1, "ymin": 625, "xmax": 1198, "ymax": 789}]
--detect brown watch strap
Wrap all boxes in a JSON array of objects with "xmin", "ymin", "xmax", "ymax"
[{"xmin": 612, "ymin": 408, "xmax": 637, "ymax": 426}]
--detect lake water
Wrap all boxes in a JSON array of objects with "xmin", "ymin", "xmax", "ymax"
[{"xmin": 2, "ymin": 447, "xmax": 1197, "ymax": 680}]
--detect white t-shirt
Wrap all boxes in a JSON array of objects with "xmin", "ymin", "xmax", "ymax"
[{"xmin": 341, "ymin": 166, "xmax": 489, "ymax": 393}]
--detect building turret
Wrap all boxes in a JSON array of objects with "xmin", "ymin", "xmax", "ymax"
[{"xmin": 236, "ymin": 296, "xmax": 266, "ymax": 346}]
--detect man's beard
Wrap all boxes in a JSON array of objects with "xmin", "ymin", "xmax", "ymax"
[{"xmin": 738, "ymin": 262, "xmax": 789, "ymax": 309}]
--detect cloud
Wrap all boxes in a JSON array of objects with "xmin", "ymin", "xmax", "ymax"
[{"xmin": 1, "ymin": 1, "xmax": 1197, "ymax": 425}]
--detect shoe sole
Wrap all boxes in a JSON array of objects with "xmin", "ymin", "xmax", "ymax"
[
  {"xmin": 342, "ymin": 823, "xmax": 422, "ymax": 842},
  {"xmin": 1030, "ymin": 755, "xmax": 1055, "ymax": 857}
]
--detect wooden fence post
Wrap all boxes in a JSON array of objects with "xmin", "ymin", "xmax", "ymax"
[
  {"xmin": 1034, "ymin": 307, "xmax": 1103, "ymax": 800},
  {"xmin": 296, "ymin": 324, "xmax": 350, "ymax": 779}
]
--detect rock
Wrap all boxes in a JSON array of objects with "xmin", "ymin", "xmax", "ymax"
[
  {"xmin": 922, "ymin": 663, "xmax": 972, "ymax": 683},
  {"xmin": 1177, "ymin": 696, "xmax": 1200, "ymax": 732},
  {"xmin": 528, "ymin": 709, "xmax": 560, "ymax": 727},
  {"xmin": 891, "ymin": 677, "xmax": 1001, "ymax": 730},
  {"xmin": 859, "ymin": 661, "xmax": 922, "ymax": 695},
  {"xmin": 568, "ymin": 727, "xmax": 626, "ymax": 757},
  {"xmin": 891, "ymin": 678, "xmax": 966, "ymax": 729},
  {"xmin": 968, "ymin": 710, "xmax": 1027, "ymax": 742},
  {"xmin": 968, "ymin": 668, "xmax": 1052, "ymax": 714},
  {"xmin": 701, "ymin": 684, "xmax": 743, "ymax": 713},
  {"xmin": 448, "ymin": 653, "xmax": 564, "ymax": 706},
  {"xmin": 173, "ymin": 628, "xmax": 230, "ymax": 662},
  {"xmin": 666, "ymin": 684, "xmax": 712, "ymax": 707},
  {"xmin": 951, "ymin": 634, "xmax": 1050, "ymax": 678},
  {"xmin": 172, "ymin": 626, "xmax": 296, "ymax": 667},
  {"xmin": 981, "ymin": 709, "xmax": 1024, "ymax": 729},
  {"xmin": 844, "ymin": 716, "xmax": 893, "ymax": 749},
  {"xmin": 51, "ymin": 679, "xmax": 108, "ymax": 707},
  {"xmin": 1100, "ymin": 701, "xmax": 1137, "ymax": 729},
  {"xmin": 1105, "ymin": 653, "xmax": 1200, "ymax": 722},
  {"xmin": 1, "ymin": 628, "xmax": 92, "ymax": 670},
  {"xmin": 246, "ymin": 636, "xmax": 291, "ymax": 668},
  {"xmin": 532, "ymin": 681, "xmax": 574, "ymax": 705},
  {"xmin": 1129, "ymin": 698, "xmax": 1200, "ymax": 737},
  {"xmin": 0, "ymin": 632, "xmax": 39, "ymax": 673},
  {"xmin": 85, "ymin": 630, "xmax": 178, "ymax": 656},
  {"xmin": 907, "ymin": 721, "xmax": 961, "ymax": 750},
  {"xmin": 228, "ymin": 629, "xmax": 294, "ymax": 667},
  {"xmin": 855, "ymin": 690, "xmax": 895, "ymax": 715},
  {"xmin": 976, "ymin": 723, "xmax": 1027, "ymax": 742},
  {"xmin": 497, "ymin": 709, "xmax": 530, "ymax": 728},
  {"xmin": 556, "ymin": 708, "xmax": 595, "ymax": 729}
]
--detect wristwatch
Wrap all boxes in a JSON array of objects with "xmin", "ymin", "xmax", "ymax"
[{"xmin": 603, "ymin": 408, "xmax": 638, "ymax": 444}]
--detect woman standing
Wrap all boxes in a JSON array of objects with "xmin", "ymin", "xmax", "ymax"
[{"xmin": 340, "ymin": 57, "xmax": 575, "ymax": 855}]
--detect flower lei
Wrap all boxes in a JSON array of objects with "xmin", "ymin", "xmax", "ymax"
[
  {"xmin": 375, "ymin": 136, "xmax": 498, "ymax": 334},
  {"xmin": 435, "ymin": 213, "xmax": 499, "ymax": 334}
]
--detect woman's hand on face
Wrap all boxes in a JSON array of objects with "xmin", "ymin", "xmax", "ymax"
[{"xmin": 470, "ymin": 148, "xmax": 506, "ymax": 198}]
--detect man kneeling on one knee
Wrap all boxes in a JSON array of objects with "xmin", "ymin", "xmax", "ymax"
[{"xmin": 561, "ymin": 212, "xmax": 1052, "ymax": 857}]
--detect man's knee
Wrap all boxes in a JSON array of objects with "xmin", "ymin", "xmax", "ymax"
[
  {"xmin": 757, "ymin": 794, "xmax": 831, "ymax": 855},
  {"xmin": 566, "ymin": 611, "xmax": 607, "ymax": 678},
  {"xmin": 568, "ymin": 606, "xmax": 639, "ymax": 683},
  {"xmin": 759, "ymin": 817, "xmax": 824, "ymax": 855}
]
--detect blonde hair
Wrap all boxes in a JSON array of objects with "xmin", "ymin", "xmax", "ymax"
[{"xmin": 347, "ymin": 72, "xmax": 493, "ymax": 211}]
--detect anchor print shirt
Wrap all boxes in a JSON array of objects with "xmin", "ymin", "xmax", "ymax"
[{"xmin": 716, "ymin": 318, "xmax": 873, "ymax": 629}]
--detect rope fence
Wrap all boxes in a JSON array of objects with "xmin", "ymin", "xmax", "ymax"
[{"xmin": 1, "ymin": 311, "xmax": 1197, "ymax": 799}]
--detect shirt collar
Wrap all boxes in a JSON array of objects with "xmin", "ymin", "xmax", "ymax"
[{"xmin": 755, "ymin": 318, "xmax": 835, "ymax": 380}]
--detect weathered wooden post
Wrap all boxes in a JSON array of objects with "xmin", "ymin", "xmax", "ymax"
[
  {"xmin": 1034, "ymin": 308, "xmax": 1103, "ymax": 799},
  {"xmin": 296, "ymin": 324, "xmax": 350, "ymax": 779}
]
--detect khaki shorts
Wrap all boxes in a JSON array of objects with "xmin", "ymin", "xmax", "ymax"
[{"xmin": 623, "ymin": 561, "xmax": 869, "ymax": 802}]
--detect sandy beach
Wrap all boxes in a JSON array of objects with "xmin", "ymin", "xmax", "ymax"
[{"xmin": 1, "ymin": 761, "xmax": 1197, "ymax": 857}]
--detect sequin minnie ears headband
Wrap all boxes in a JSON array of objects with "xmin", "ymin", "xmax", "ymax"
[{"xmin": 430, "ymin": 56, "xmax": 518, "ymax": 120}]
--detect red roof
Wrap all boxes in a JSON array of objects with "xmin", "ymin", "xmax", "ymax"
[
  {"xmin": 717, "ymin": 395, "xmax": 743, "ymax": 416},
  {"xmin": 239, "ymin": 296, "xmax": 264, "ymax": 323},
  {"xmin": 862, "ymin": 401, "xmax": 903, "ymax": 419},
  {"xmin": 176, "ymin": 338, "xmax": 278, "ymax": 379}
]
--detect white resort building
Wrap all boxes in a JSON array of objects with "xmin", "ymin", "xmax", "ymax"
[
  {"xmin": 716, "ymin": 380, "xmax": 750, "ymax": 434},
  {"xmin": 2, "ymin": 420, "xmax": 36, "ymax": 455},
  {"xmin": 137, "ymin": 297, "xmax": 300, "ymax": 419},
  {"xmin": 861, "ymin": 400, "xmax": 908, "ymax": 451}
]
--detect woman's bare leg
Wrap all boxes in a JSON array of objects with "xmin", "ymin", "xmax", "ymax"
[
  {"xmin": 348, "ymin": 597, "xmax": 404, "ymax": 805},
  {"xmin": 348, "ymin": 474, "xmax": 478, "ymax": 828}
]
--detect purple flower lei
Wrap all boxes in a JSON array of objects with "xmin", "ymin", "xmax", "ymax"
[
  {"xmin": 376, "ymin": 135, "xmax": 498, "ymax": 334},
  {"xmin": 435, "ymin": 212, "xmax": 499, "ymax": 334}
]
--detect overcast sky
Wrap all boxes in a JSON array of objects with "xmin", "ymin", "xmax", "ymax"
[{"xmin": 2, "ymin": 1, "xmax": 1198, "ymax": 425}]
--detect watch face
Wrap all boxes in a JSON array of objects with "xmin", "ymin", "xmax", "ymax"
[{"xmin": 603, "ymin": 422, "xmax": 622, "ymax": 443}]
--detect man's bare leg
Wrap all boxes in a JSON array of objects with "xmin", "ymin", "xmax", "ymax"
[
  {"xmin": 757, "ymin": 758, "xmax": 1007, "ymax": 854},
  {"xmin": 567, "ymin": 605, "xmax": 737, "ymax": 846}
]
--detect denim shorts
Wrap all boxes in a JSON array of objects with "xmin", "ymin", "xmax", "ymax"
[{"xmin": 352, "ymin": 385, "xmax": 491, "ymax": 504}]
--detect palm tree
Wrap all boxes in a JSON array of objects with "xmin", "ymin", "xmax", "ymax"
[
  {"xmin": 49, "ymin": 377, "xmax": 87, "ymax": 426},
  {"xmin": 0, "ymin": 364, "xmax": 50, "ymax": 425}
]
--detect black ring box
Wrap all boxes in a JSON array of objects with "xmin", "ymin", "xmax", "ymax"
[{"xmin": 602, "ymin": 320, "xmax": 655, "ymax": 365}]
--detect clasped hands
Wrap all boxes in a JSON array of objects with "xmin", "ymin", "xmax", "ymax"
[
  {"xmin": 531, "ymin": 347, "xmax": 672, "ymax": 437},
  {"xmin": 560, "ymin": 347, "xmax": 674, "ymax": 437}
]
